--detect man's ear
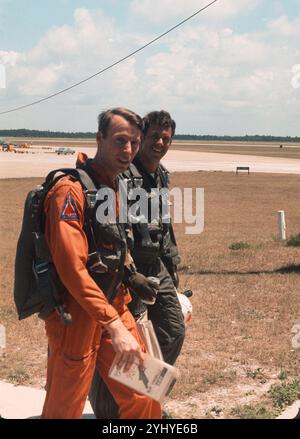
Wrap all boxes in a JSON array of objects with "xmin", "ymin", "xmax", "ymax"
[
  {"xmin": 96, "ymin": 131, "xmax": 103, "ymax": 146},
  {"xmin": 140, "ymin": 133, "xmax": 145, "ymax": 147}
]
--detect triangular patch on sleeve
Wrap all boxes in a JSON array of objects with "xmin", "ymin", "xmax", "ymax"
[{"xmin": 61, "ymin": 191, "xmax": 79, "ymax": 220}]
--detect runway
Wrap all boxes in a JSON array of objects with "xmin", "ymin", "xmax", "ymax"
[{"xmin": 1, "ymin": 147, "xmax": 300, "ymax": 178}]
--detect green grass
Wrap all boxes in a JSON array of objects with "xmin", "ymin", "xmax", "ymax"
[
  {"xmin": 287, "ymin": 233, "xmax": 300, "ymax": 247},
  {"xmin": 230, "ymin": 403, "xmax": 276, "ymax": 419},
  {"xmin": 229, "ymin": 241, "xmax": 251, "ymax": 250},
  {"xmin": 7, "ymin": 367, "xmax": 30, "ymax": 385},
  {"xmin": 246, "ymin": 368, "xmax": 267, "ymax": 383},
  {"xmin": 278, "ymin": 371, "xmax": 288, "ymax": 381},
  {"xmin": 268, "ymin": 380, "xmax": 300, "ymax": 408}
]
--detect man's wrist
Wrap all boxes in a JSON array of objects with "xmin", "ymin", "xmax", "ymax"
[{"xmin": 105, "ymin": 318, "xmax": 123, "ymax": 335}]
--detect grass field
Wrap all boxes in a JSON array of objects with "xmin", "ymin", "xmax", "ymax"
[{"xmin": 0, "ymin": 171, "xmax": 300, "ymax": 418}]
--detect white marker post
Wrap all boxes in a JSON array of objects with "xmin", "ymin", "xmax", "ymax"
[
  {"xmin": 277, "ymin": 210, "xmax": 286, "ymax": 241},
  {"xmin": 0, "ymin": 324, "xmax": 6, "ymax": 356}
]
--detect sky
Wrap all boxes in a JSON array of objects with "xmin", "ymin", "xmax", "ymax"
[{"xmin": 0, "ymin": 0, "xmax": 300, "ymax": 135}]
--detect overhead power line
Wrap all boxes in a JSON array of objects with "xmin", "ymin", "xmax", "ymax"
[{"xmin": 0, "ymin": 0, "xmax": 219, "ymax": 115}]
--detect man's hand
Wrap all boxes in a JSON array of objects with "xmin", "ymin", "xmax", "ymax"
[
  {"xmin": 125, "ymin": 272, "xmax": 159, "ymax": 304},
  {"xmin": 106, "ymin": 319, "xmax": 145, "ymax": 372}
]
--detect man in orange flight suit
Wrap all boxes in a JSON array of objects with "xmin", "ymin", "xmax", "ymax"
[{"xmin": 41, "ymin": 108, "xmax": 162, "ymax": 419}]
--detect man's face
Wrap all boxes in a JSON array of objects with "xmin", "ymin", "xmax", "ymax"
[
  {"xmin": 140, "ymin": 124, "xmax": 173, "ymax": 165},
  {"xmin": 97, "ymin": 114, "xmax": 141, "ymax": 176}
]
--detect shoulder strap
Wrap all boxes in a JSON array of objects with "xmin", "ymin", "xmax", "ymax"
[
  {"xmin": 157, "ymin": 163, "xmax": 170, "ymax": 188},
  {"xmin": 122, "ymin": 163, "xmax": 143, "ymax": 190},
  {"xmin": 128, "ymin": 163, "xmax": 142, "ymax": 178},
  {"xmin": 44, "ymin": 167, "xmax": 99, "ymax": 210},
  {"xmin": 45, "ymin": 167, "xmax": 97, "ymax": 192},
  {"xmin": 158, "ymin": 162, "xmax": 169, "ymax": 174}
]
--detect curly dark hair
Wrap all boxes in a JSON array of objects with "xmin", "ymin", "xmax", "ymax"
[{"xmin": 143, "ymin": 110, "xmax": 176, "ymax": 137}]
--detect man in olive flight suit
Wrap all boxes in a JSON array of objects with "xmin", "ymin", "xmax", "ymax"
[{"xmin": 89, "ymin": 110, "xmax": 185, "ymax": 419}]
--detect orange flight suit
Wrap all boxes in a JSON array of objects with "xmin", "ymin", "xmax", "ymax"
[{"xmin": 41, "ymin": 156, "xmax": 162, "ymax": 419}]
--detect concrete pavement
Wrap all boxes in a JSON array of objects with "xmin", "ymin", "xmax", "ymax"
[
  {"xmin": 1, "ymin": 149, "xmax": 300, "ymax": 179},
  {"xmin": 276, "ymin": 400, "xmax": 300, "ymax": 419},
  {"xmin": 0, "ymin": 380, "xmax": 95, "ymax": 419}
]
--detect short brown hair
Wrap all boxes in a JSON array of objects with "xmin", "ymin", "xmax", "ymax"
[
  {"xmin": 98, "ymin": 108, "xmax": 144, "ymax": 138},
  {"xmin": 143, "ymin": 110, "xmax": 176, "ymax": 137}
]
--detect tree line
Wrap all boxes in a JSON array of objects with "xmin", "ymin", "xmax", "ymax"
[{"xmin": 0, "ymin": 129, "xmax": 299, "ymax": 143}]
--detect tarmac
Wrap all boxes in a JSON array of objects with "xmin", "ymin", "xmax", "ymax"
[
  {"xmin": 1, "ymin": 148, "xmax": 300, "ymax": 178},
  {"xmin": 276, "ymin": 400, "xmax": 300, "ymax": 419},
  {"xmin": 0, "ymin": 380, "xmax": 95, "ymax": 419}
]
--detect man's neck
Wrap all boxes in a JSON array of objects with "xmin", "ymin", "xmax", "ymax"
[
  {"xmin": 91, "ymin": 156, "xmax": 116, "ymax": 188},
  {"xmin": 137, "ymin": 153, "xmax": 159, "ymax": 174}
]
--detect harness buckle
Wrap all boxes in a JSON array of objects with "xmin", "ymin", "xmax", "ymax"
[
  {"xmin": 85, "ymin": 190, "xmax": 98, "ymax": 208},
  {"xmin": 34, "ymin": 262, "xmax": 49, "ymax": 275}
]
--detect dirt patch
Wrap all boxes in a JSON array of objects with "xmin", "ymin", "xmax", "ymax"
[{"xmin": 165, "ymin": 377, "xmax": 279, "ymax": 419}]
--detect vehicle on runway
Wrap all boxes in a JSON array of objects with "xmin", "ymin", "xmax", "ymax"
[{"xmin": 55, "ymin": 147, "xmax": 75, "ymax": 155}]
